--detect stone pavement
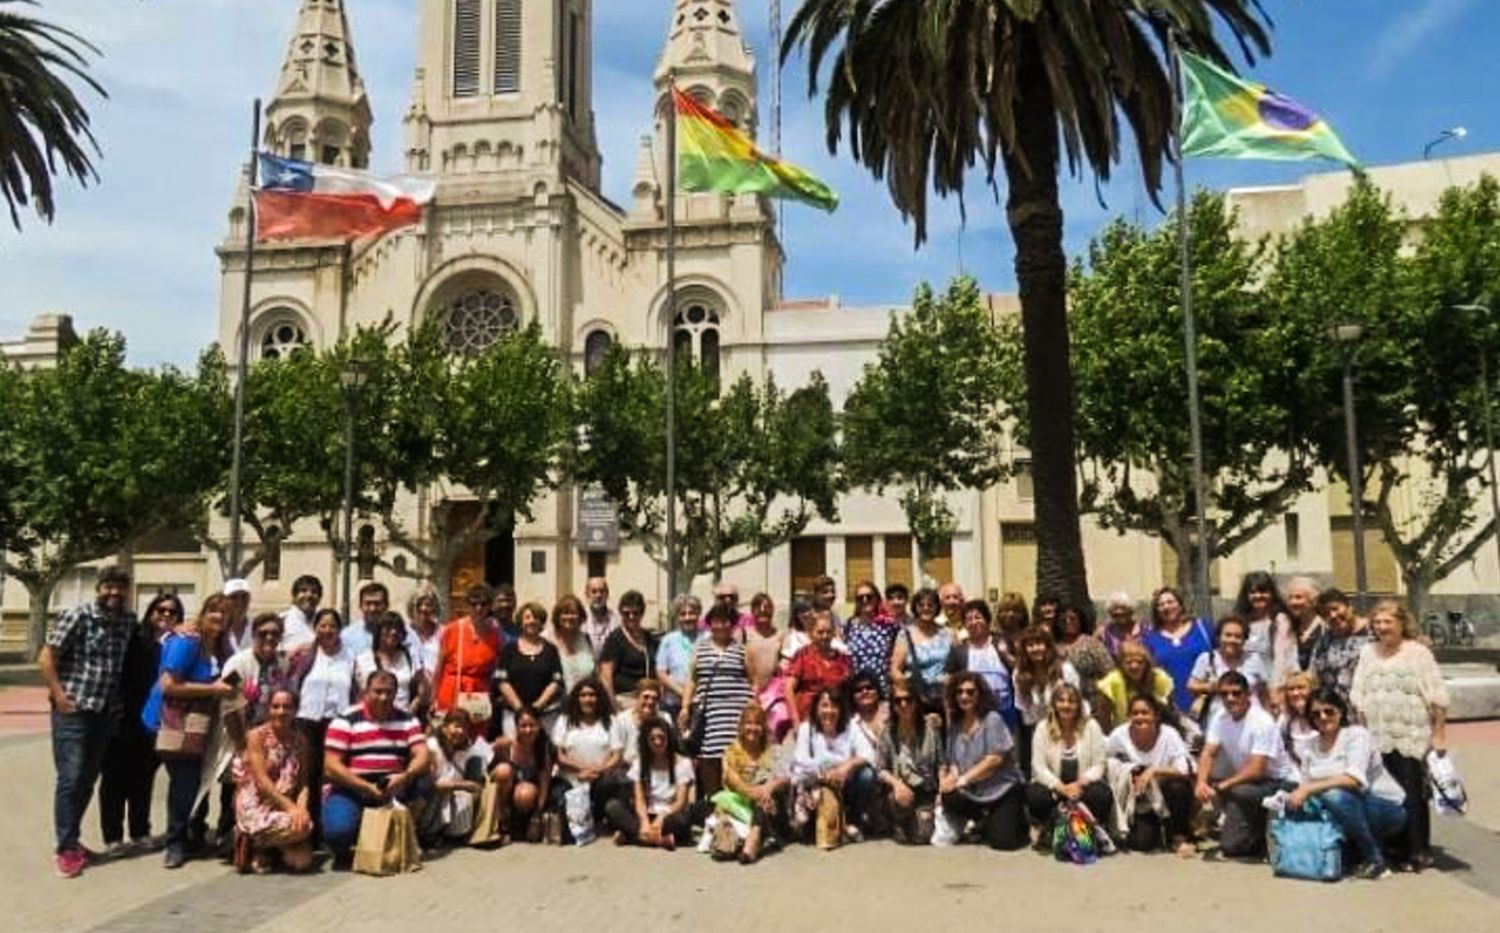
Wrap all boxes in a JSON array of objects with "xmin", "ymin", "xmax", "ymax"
[{"xmin": 4, "ymin": 695, "xmax": 1500, "ymax": 933}]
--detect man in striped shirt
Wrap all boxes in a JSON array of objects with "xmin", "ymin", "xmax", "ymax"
[{"xmin": 321, "ymin": 669, "xmax": 431, "ymax": 859}]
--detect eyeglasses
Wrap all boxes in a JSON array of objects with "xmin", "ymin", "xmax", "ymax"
[
  {"xmin": 1310, "ymin": 708, "xmax": 1340, "ymax": 720},
  {"xmin": 620, "ymin": 609, "xmax": 642, "ymax": 618},
  {"xmin": 854, "ymin": 684, "xmax": 877, "ymax": 693},
  {"xmin": 715, "ymin": 593, "xmax": 737, "ymax": 602},
  {"xmin": 856, "ymin": 593, "xmax": 878, "ymax": 602},
  {"xmin": 1219, "ymin": 689, "xmax": 1246, "ymax": 699},
  {"xmin": 892, "ymin": 696, "xmax": 915, "ymax": 706},
  {"xmin": 154, "ymin": 606, "xmax": 180, "ymax": 616}
]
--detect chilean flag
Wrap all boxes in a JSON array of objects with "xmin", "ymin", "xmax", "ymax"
[{"xmin": 253, "ymin": 154, "xmax": 437, "ymax": 242}]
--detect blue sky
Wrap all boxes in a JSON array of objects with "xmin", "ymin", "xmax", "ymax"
[{"xmin": 1, "ymin": 0, "xmax": 1497, "ymax": 365}]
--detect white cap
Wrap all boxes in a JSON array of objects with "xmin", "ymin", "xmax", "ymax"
[{"xmin": 223, "ymin": 578, "xmax": 252, "ymax": 597}]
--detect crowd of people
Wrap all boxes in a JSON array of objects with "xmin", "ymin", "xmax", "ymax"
[{"xmin": 40, "ymin": 566, "xmax": 1450, "ymax": 882}]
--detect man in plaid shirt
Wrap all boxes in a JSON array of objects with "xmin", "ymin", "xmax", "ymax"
[{"xmin": 38, "ymin": 566, "xmax": 136, "ymax": 878}]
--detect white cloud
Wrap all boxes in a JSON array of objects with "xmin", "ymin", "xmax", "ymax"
[{"xmin": 1369, "ymin": 0, "xmax": 1478, "ymax": 78}]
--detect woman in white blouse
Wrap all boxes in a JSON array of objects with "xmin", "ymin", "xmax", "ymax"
[
  {"xmin": 792, "ymin": 688, "xmax": 876, "ymax": 849},
  {"xmin": 1285, "ymin": 687, "xmax": 1406, "ymax": 879},
  {"xmin": 290, "ymin": 608, "xmax": 356, "ymax": 841},
  {"xmin": 1026, "ymin": 684, "xmax": 1112, "ymax": 844},
  {"xmin": 1350, "ymin": 600, "xmax": 1449, "ymax": 872}
]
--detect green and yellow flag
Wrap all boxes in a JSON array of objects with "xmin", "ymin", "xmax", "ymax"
[
  {"xmin": 1180, "ymin": 51, "xmax": 1360, "ymax": 168},
  {"xmin": 673, "ymin": 86, "xmax": 838, "ymax": 211}
]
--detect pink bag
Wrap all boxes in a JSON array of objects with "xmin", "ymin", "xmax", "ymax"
[{"xmin": 758, "ymin": 675, "xmax": 791, "ymax": 740}]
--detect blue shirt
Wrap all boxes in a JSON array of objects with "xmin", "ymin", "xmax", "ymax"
[
  {"xmin": 141, "ymin": 633, "xmax": 220, "ymax": 732},
  {"xmin": 1144, "ymin": 619, "xmax": 1215, "ymax": 712}
]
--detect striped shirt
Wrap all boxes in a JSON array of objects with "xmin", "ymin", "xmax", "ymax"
[{"xmin": 324, "ymin": 704, "xmax": 425, "ymax": 777}]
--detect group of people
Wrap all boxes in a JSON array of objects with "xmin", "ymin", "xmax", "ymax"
[{"xmin": 41, "ymin": 566, "xmax": 1449, "ymax": 882}]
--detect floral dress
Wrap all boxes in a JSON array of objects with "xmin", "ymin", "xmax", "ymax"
[{"xmin": 233, "ymin": 727, "xmax": 306, "ymax": 844}]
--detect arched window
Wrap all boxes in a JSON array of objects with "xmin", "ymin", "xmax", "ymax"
[
  {"xmin": 453, "ymin": 0, "xmax": 481, "ymax": 97},
  {"xmin": 673, "ymin": 300, "xmax": 721, "ymax": 383},
  {"xmin": 494, "ymin": 0, "xmax": 522, "ymax": 94},
  {"xmin": 584, "ymin": 329, "xmax": 612, "ymax": 376},
  {"xmin": 442, "ymin": 286, "xmax": 519, "ymax": 355},
  {"xmin": 258, "ymin": 311, "xmax": 310, "ymax": 361},
  {"xmin": 356, "ymin": 524, "xmax": 377, "ymax": 580}
]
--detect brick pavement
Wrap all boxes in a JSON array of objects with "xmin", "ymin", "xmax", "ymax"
[{"xmin": 4, "ymin": 689, "xmax": 1500, "ymax": 933}]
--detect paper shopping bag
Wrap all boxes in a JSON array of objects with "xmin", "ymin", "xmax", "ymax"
[
  {"xmin": 814, "ymin": 787, "xmax": 844, "ymax": 851},
  {"xmin": 353, "ymin": 804, "xmax": 423, "ymax": 876},
  {"xmin": 468, "ymin": 780, "xmax": 504, "ymax": 847}
]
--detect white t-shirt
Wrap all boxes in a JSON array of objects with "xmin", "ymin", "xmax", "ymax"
[
  {"xmin": 427, "ymin": 735, "xmax": 494, "ymax": 784},
  {"xmin": 551, "ymin": 718, "xmax": 620, "ymax": 785},
  {"xmin": 627, "ymin": 756, "xmax": 695, "ymax": 815},
  {"xmin": 610, "ymin": 710, "xmax": 672, "ymax": 766},
  {"xmin": 1205, "ymin": 705, "xmax": 1281, "ymax": 780},
  {"xmin": 1104, "ymin": 724, "xmax": 1191, "ymax": 774},
  {"xmin": 1190, "ymin": 650, "xmax": 1270, "ymax": 721},
  {"xmin": 1294, "ymin": 725, "xmax": 1405, "ymax": 805}
]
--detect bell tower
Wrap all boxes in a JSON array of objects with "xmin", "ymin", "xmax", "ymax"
[
  {"xmin": 405, "ymin": 0, "xmax": 601, "ymax": 188},
  {"xmin": 654, "ymin": 0, "xmax": 757, "ymax": 141},
  {"xmin": 263, "ymin": 0, "xmax": 372, "ymax": 168}
]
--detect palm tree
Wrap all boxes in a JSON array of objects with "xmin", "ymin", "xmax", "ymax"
[
  {"xmin": 0, "ymin": 0, "xmax": 104, "ymax": 228},
  {"xmin": 784, "ymin": 0, "xmax": 1269, "ymax": 607}
]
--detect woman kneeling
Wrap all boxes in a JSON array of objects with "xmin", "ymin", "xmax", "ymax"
[
  {"xmin": 1104, "ymin": 695, "xmax": 1196, "ymax": 856},
  {"xmin": 937, "ymin": 673, "xmax": 1028, "ymax": 850},
  {"xmin": 233, "ymin": 689, "xmax": 313, "ymax": 873},
  {"xmin": 722, "ymin": 704, "xmax": 791, "ymax": 862},
  {"xmin": 1286, "ymin": 688, "xmax": 1407, "ymax": 879},
  {"xmin": 604, "ymin": 720, "xmax": 696, "ymax": 850},
  {"xmin": 792, "ymin": 688, "xmax": 878, "ymax": 849},
  {"xmin": 490, "ymin": 706, "xmax": 554, "ymax": 843},
  {"xmin": 1026, "ymin": 684, "xmax": 1113, "ymax": 849},
  {"xmin": 423, "ymin": 709, "xmax": 492, "ymax": 845}
]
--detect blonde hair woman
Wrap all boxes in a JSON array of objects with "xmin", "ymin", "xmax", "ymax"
[
  {"xmin": 1025, "ymin": 683, "xmax": 1112, "ymax": 846},
  {"xmin": 1349, "ymin": 600, "xmax": 1448, "ymax": 872}
]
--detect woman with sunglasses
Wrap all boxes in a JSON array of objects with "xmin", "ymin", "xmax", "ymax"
[
  {"xmin": 98, "ymin": 592, "xmax": 183, "ymax": 855},
  {"xmin": 845, "ymin": 580, "xmax": 898, "ymax": 699},
  {"xmin": 433, "ymin": 584, "xmax": 501, "ymax": 734},
  {"xmin": 406, "ymin": 584, "xmax": 445, "ymax": 680},
  {"xmin": 1285, "ymin": 687, "xmax": 1408, "ymax": 879},
  {"xmin": 599, "ymin": 590, "xmax": 657, "ymax": 711},
  {"xmin": 1350, "ymin": 600, "xmax": 1449, "ymax": 872},
  {"xmin": 878, "ymin": 682, "xmax": 945, "ymax": 844},
  {"xmin": 937, "ymin": 673, "xmax": 1027, "ymax": 850}
]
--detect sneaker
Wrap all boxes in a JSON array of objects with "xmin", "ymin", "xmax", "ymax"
[
  {"xmin": 55, "ymin": 849, "xmax": 87, "ymax": 879},
  {"xmin": 1354, "ymin": 861, "xmax": 1392, "ymax": 881},
  {"xmin": 163, "ymin": 845, "xmax": 187, "ymax": 870},
  {"xmin": 104, "ymin": 841, "xmax": 130, "ymax": 861}
]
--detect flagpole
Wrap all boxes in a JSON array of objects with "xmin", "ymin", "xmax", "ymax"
[
  {"xmin": 227, "ymin": 97, "xmax": 261, "ymax": 577},
  {"xmin": 1168, "ymin": 36, "xmax": 1214, "ymax": 620},
  {"xmin": 665, "ymin": 74, "xmax": 680, "ymax": 605}
]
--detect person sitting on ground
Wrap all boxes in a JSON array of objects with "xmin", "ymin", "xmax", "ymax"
[
  {"xmin": 1309, "ymin": 589, "xmax": 1370, "ymax": 703},
  {"xmin": 1285, "ymin": 687, "xmax": 1408, "ymax": 880},
  {"xmin": 421, "ymin": 708, "xmax": 493, "ymax": 846},
  {"xmin": 320, "ymin": 670, "xmax": 431, "ymax": 863},
  {"xmin": 785, "ymin": 613, "xmax": 853, "ymax": 731},
  {"xmin": 1187, "ymin": 615, "xmax": 1270, "ymax": 726},
  {"xmin": 721, "ymin": 703, "xmax": 792, "ymax": 863},
  {"xmin": 490, "ymin": 705, "xmax": 554, "ymax": 843},
  {"xmin": 232, "ymin": 688, "xmax": 313, "ymax": 873},
  {"xmin": 605, "ymin": 719, "xmax": 697, "ymax": 850},
  {"xmin": 877, "ymin": 682, "xmax": 946, "ymax": 845},
  {"xmin": 937, "ymin": 673, "xmax": 1028, "ymax": 850},
  {"xmin": 550, "ymin": 676, "xmax": 622, "ymax": 832},
  {"xmin": 1026, "ymin": 683, "xmax": 1113, "ymax": 849},
  {"xmin": 791, "ymin": 688, "xmax": 878, "ymax": 848},
  {"xmin": 1104, "ymin": 694, "xmax": 1195, "ymax": 855},
  {"xmin": 354, "ymin": 612, "xmax": 429, "ymax": 713},
  {"xmin": 1195, "ymin": 670, "xmax": 1282, "ymax": 859},
  {"xmin": 1093, "ymin": 641, "xmax": 1174, "ymax": 733}
]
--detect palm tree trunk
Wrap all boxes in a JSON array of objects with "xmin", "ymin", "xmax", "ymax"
[{"xmin": 1001, "ymin": 37, "xmax": 1091, "ymax": 608}]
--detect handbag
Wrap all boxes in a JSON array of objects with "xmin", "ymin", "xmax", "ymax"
[
  {"xmin": 814, "ymin": 786, "xmax": 844, "ymax": 850},
  {"xmin": 1050, "ymin": 802, "xmax": 1102, "ymax": 865},
  {"xmin": 684, "ymin": 649, "xmax": 726, "ymax": 757},
  {"xmin": 154, "ymin": 695, "xmax": 216, "ymax": 760},
  {"xmin": 454, "ymin": 619, "xmax": 493, "ymax": 723},
  {"xmin": 352, "ymin": 803, "xmax": 423, "ymax": 876},
  {"xmin": 1270, "ymin": 803, "xmax": 1343, "ymax": 882},
  {"xmin": 709, "ymin": 815, "xmax": 743, "ymax": 861},
  {"xmin": 467, "ymin": 779, "xmax": 505, "ymax": 847}
]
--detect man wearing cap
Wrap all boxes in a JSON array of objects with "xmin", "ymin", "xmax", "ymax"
[{"xmin": 222, "ymin": 578, "xmax": 253, "ymax": 653}]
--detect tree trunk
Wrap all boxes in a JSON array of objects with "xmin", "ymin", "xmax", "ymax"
[
  {"xmin": 1403, "ymin": 571, "xmax": 1430, "ymax": 624},
  {"xmin": 1002, "ymin": 38, "xmax": 1091, "ymax": 609},
  {"xmin": 24, "ymin": 580, "xmax": 57, "ymax": 661}
]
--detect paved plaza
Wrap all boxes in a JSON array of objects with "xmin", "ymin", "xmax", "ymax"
[{"xmin": 4, "ymin": 686, "xmax": 1500, "ymax": 933}]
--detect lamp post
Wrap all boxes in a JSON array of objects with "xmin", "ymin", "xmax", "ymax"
[
  {"xmin": 1332, "ymin": 323, "xmax": 1368, "ymax": 611},
  {"xmin": 1423, "ymin": 126, "xmax": 1468, "ymax": 160},
  {"xmin": 1454, "ymin": 303, "xmax": 1500, "ymax": 588},
  {"xmin": 339, "ymin": 359, "xmax": 368, "ymax": 623}
]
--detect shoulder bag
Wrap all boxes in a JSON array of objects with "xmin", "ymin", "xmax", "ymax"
[
  {"xmin": 684, "ymin": 646, "xmax": 726, "ymax": 757},
  {"xmin": 454, "ymin": 619, "xmax": 493, "ymax": 723},
  {"xmin": 155, "ymin": 693, "xmax": 217, "ymax": 760}
]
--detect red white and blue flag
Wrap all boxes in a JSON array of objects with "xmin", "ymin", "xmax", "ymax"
[{"xmin": 253, "ymin": 154, "xmax": 437, "ymax": 242}]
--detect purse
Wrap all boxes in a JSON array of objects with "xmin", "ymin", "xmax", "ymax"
[
  {"xmin": 154, "ymin": 695, "xmax": 216, "ymax": 760},
  {"xmin": 454, "ymin": 619, "xmax": 493, "ymax": 722},
  {"xmin": 1270, "ymin": 804, "xmax": 1344, "ymax": 882}
]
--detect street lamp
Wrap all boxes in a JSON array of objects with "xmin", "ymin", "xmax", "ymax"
[
  {"xmin": 1332, "ymin": 322, "xmax": 1368, "ymax": 612},
  {"xmin": 1453, "ymin": 303, "xmax": 1500, "ymax": 590},
  {"xmin": 339, "ymin": 358, "xmax": 369, "ymax": 623},
  {"xmin": 1423, "ymin": 126, "xmax": 1468, "ymax": 160}
]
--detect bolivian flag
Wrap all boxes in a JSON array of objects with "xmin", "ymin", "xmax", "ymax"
[
  {"xmin": 673, "ymin": 86, "xmax": 838, "ymax": 211},
  {"xmin": 1180, "ymin": 52, "xmax": 1360, "ymax": 168}
]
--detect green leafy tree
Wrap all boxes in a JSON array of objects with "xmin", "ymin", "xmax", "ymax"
[
  {"xmin": 783, "ymin": 0, "xmax": 1272, "ymax": 608},
  {"xmin": 574, "ymin": 348, "xmax": 842, "ymax": 586},
  {"xmin": 0, "ymin": 332, "xmax": 221, "ymax": 656},
  {"xmin": 0, "ymin": 0, "xmax": 105, "ymax": 226},
  {"xmin": 843, "ymin": 277, "xmax": 1011, "ymax": 568},
  {"xmin": 1270, "ymin": 178, "xmax": 1500, "ymax": 612},
  {"xmin": 1021, "ymin": 192, "xmax": 1312, "ymax": 604}
]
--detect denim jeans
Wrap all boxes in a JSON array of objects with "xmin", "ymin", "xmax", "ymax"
[
  {"xmin": 1316, "ymin": 788, "xmax": 1407, "ymax": 866},
  {"xmin": 51, "ymin": 710, "xmax": 117, "ymax": 853},
  {"xmin": 163, "ymin": 758, "xmax": 203, "ymax": 851},
  {"xmin": 844, "ymin": 764, "xmax": 879, "ymax": 827},
  {"xmin": 323, "ymin": 780, "xmax": 431, "ymax": 856}
]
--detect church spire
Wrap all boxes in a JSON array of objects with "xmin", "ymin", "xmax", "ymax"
[
  {"xmin": 655, "ymin": 0, "xmax": 757, "ymax": 137},
  {"xmin": 265, "ymin": 0, "xmax": 373, "ymax": 169}
]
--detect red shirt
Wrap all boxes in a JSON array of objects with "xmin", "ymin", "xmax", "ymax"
[
  {"xmin": 434, "ymin": 616, "xmax": 500, "ymax": 713},
  {"xmin": 787, "ymin": 645, "xmax": 852, "ymax": 719}
]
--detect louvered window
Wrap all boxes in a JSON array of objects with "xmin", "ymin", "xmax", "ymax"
[
  {"xmin": 453, "ymin": 0, "xmax": 481, "ymax": 97},
  {"xmin": 494, "ymin": 0, "xmax": 521, "ymax": 94}
]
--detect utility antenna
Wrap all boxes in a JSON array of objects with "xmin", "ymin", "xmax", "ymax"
[{"xmin": 769, "ymin": 0, "xmax": 782, "ymax": 159}]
